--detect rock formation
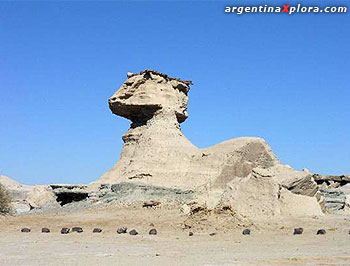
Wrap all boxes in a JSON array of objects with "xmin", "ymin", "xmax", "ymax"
[
  {"xmin": 1, "ymin": 70, "xmax": 332, "ymax": 219},
  {"xmin": 97, "ymin": 70, "xmax": 324, "ymax": 219},
  {"xmin": 0, "ymin": 175, "xmax": 55, "ymax": 214},
  {"xmin": 313, "ymin": 174, "xmax": 350, "ymax": 212}
]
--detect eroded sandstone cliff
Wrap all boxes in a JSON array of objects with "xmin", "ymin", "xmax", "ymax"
[{"xmin": 97, "ymin": 70, "xmax": 324, "ymax": 219}]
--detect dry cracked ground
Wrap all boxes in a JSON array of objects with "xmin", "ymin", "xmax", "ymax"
[{"xmin": 1, "ymin": 206, "xmax": 350, "ymax": 266}]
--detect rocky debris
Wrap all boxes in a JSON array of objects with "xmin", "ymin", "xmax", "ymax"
[
  {"xmin": 129, "ymin": 229, "xmax": 138, "ymax": 235},
  {"xmin": 72, "ymin": 227, "xmax": 83, "ymax": 233},
  {"xmin": 313, "ymin": 174, "xmax": 350, "ymax": 185},
  {"xmin": 319, "ymin": 186, "xmax": 346, "ymax": 211},
  {"xmin": 61, "ymin": 228, "xmax": 70, "ymax": 234},
  {"xmin": 149, "ymin": 228, "xmax": 157, "ymax": 235},
  {"xmin": 93, "ymin": 228, "xmax": 102, "ymax": 233},
  {"xmin": 21, "ymin": 228, "xmax": 30, "ymax": 233},
  {"xmin": 117, "ymin": 227, "xmax": 127, "ymax": 234},
  {"xmin": 293, "ymin": 228, "xmax": 303, "ymax": 235},
  {"xmin": 189, "ymin": 232, "xmax": 194, "ymax": 236},
  {"xmin": 313, "ymin": 174, "xmax": 350, "ymax": 212},
  {"xmin": 242, "ymin": 229, "xmax": 251, "ymax": 235},
  {"xmin": 180, "ymin": 204, "xmax": 191, "ymax": 215},
  {"xmin": 317, "ymin": 229, "xmax": 326, "ymax": 235},
  {"xmin": 143, "ymin": 200, "xmax": 161, "ymax": 208},
  {"xmin": 42, "ymin": 228, "xmax": 50, "ymax": 233}
]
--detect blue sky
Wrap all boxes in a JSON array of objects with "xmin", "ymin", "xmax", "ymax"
[{"xmin": 0, "ymin": 1, "xmax": 349, "ymax": 185}]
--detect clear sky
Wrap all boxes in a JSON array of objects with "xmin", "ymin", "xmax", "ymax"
[{"xmin": 0, "ymin": 1, "xmax": 349, "ymax": 185}]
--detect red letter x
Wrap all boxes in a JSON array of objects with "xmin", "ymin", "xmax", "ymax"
[{"xmin": 282, "ymin": 5, "xmax": 290, "ymax": 12}]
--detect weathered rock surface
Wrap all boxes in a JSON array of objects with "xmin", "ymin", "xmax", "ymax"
[
  {"xmin": 279, "ymin": 189, "xmax": 324, "ymax": 216},
  {"xmin": 1, "ymin": 70, "xmax": 331, "ymax": 220},
  {"xmin": 98, "ymin": 70, "xmax": 280, "ymax": 191},
  {"xmin": 217, "ymin": 168, "xmax": 281, "ymax": 218},
  {"xmin": 26, "ymin": 186, "xmax": 55, "ymax": 208},
  {"xmin": 95, "ymin": 70, "xmax": 325, "ymax": 220},
  {"xmin": 0, "ymin": 175, "xmax": 56, "ymax": 214},
  {"xmin": 313, "ymin": 174, "xmax": 350, "ymax": 212}
]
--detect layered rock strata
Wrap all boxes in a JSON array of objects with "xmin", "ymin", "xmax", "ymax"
[{"xmin": 97, "ymin": 70, "xmax": 324, "ymax": 219}]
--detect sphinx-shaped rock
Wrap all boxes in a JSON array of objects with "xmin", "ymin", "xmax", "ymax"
[
  {"xmin": 98, "ymin": 70, "xmax": 323, "ymax": 218},
  {"xmin": 98, "ymin": 70, "xmax": 278, "ymax": 190}
]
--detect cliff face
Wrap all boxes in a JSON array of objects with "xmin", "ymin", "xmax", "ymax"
[{"xmin": 98, "ymin": 70, "xmax": 323, "ymax": 218}]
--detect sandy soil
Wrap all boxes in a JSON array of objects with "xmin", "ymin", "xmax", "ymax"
[{"xmin": 0, "ymin": 206, "xmax": 350, "ymax": 266}]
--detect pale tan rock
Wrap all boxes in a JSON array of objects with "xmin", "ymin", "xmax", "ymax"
[
  {"xmin": 11, "ymin": 202, "xmax": 31, "ymax": 214},
  {"xmin": 0, "ymin": 175, "xmax": 22, "ymax": 188},
  {"xmin": 253, "ymin": 164, "xmax": 318, "ymax": 196},
  {"xmin": 1, "ymin": 175, "xmax": 55, "ymax": 212},
  {"xmin": 97, "ymin": 70, "xmax": 324, "ymax": 218},
  {"xmin": 180, "ymin": 204, "xmax": 191, "ymax": 215},
  {"xmin": 98, "ymin": 70, "xmax": 279, "ymax": 191},
  {"xmin": 217, "ymin": 168, "xmax": 281, "ymax": 219},
  {"xmin": 344, "ymin": 196, "xmax": 350, "ymax": 212},
  {"xmin": 26, "ymin": 186, "xmax": 55, "ymax": 208},
  {"xmin": 280, "ymin": 189, "xmax": 324, "ymax": 216},
  {"xmin": 0, "ymin": 175, "xmax": 32, "ymax": 202}
]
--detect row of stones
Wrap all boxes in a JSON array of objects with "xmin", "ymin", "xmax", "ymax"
[
  {"xmin": 190, "ymin": 228, "xmax": 327, "ymax": 236},
  {"xmin": 20, "ymin": 227, "xmax": 331, "ymax": 236},
  {"xmin": 20, "ymin": 227, "xmax": 157, "ymax": 235}
]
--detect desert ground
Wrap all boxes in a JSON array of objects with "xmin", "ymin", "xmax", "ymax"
[{"xmin": 0, "ymin": 206, "xmax": 349, "ymax": 266}]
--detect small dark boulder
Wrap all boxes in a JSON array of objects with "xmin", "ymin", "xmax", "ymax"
[
  {"xmin": 42, "ymin": 228, "xmax": 50, "ymax": 233},
  {"xmin": 61, "ymin": 227, "xmax": 70, "ymax": 234},
  {"xmin": 317, "ymin": 229, "xmax": 326, "ymax": 235},
  {"xmin": 189, "ymin": 232, "xmax": 194, "ymax": 236},
  {"xmin": 72, "ymin": 227, "xmax": 83, "ymax": 233},
  {"xmin": 129, "ymin": 229, "xmax": 138, "ymax": 235},
  {"xmin": 149, "ymin": 228, "xmax": 157, "ymax": 235},
  {"xmin": 293, "ymin": 228, "xmax": 303, "ymax": 235},
  {"xmin": 209, "ymin": 232, "xmax": 216, "ymax": 236},
  {"xmin": 242, "ymin": 229, "xmax": 251, "ymax": 235},
  {"xmin": 21, "ymin": 228, "xmax": 31, "ymax": 233},
  {"xmin": 93, "ymin": 228, "xmax": 102, "ymax": 233},
  {"xmin": 117, "ymin": 227, "xmax": 127, "ymax": 234}
]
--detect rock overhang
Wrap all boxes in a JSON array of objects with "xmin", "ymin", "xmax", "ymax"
[{"xmin": 108, "ymin": 69, "xmax": 192, "ymax": 123}]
